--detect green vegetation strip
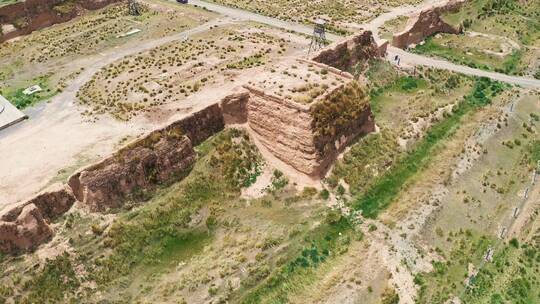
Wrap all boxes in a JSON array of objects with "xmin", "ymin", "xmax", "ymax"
[
  {"xmin": 355, "ymin": 77, "xmax": 506, "ymax": 218},
  {"xmin": 239, "ymin": 215, "xmax": 354, "ymax": 304}
]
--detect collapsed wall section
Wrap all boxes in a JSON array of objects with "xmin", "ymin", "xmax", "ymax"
[
  {"xmin": 68, "ymin": 104, "xmax": 224, "ymax": 211},
  {"xmin": 311, "ymin": 31, "xmax": 383, "ymax": 73},
  {"xmin": 0, "ymin": 184, "xmax": 75, "ymax": 253},
  {"xmin": 392, "ymin": 0, "xmax": 465, "ymax": 49}
]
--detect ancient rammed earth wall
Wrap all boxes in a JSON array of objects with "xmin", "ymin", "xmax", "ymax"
[
  {"xmin": 245, "ymin": 80, "xmax": 374, "ymax": 177},
  {"xmin": 311, "ymin": 81, "xmax": 375, "ymax": 171},
  {"xmin": 392, "ymin": 0, "xmax": 465, "ymax": 49},
  {"xmin": 0, "ymin": 28, "xmax": 382, "ymax": 253},
  {"xmin": 0, "ymin": 184, "xmax": 75, "ymax": 253},
  {"xmin": 68, "ymin": 104, "xmax": 224, "ymax": 211},
  {"xmin": 246, "ymin": 86, "xmax": 321, "ymax": 176},
  {"xmin": 311, "ymin": 31, "xmax": 386, "ymax": 72},
  {"xmin": 0, "ymin": 103, "xmax": 225, "ymax": 253},
  {"xmin": 0, "ymin": 0, "xmax": 122, "ymax": 42}
]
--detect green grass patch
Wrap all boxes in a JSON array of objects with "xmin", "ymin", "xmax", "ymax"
[
  {"xmin": 1, "ymin": 75, "xmax": 58, "ymax": 109},
  {"xmin": 90, "ymin": 129, "xmax": 261, "ymax": 285},
  {"xmin": 418, "ymin": 228, "xmax": 540, "ymax": 304},
  {"xmin": 501, "ymin": 50, "xmax": 523, "ymax": 75},
  {"xmin": 21, "ymin": 253, "xmax": 80, "ymax": 303},
  {"xmin": 227, "ymin": 53, "xmax": 265, "ymax": 70},
  {"xmin": 368, "ymin": 74, "xmax": 427, "ymax": 117},
  {"xmin": 434, "ymin": 0, "xmax": 540, "ymax": 75},
  {"xmin": 329, "ymin": 130, "xmax": 400, "ymax": 195},
  {"xmin": 239, "ymin": 214, "xmax": 353, "ymax": 304},
  {"xmin": 415, "ymin": 231, "xmax": 494, "ymax": 303},
  {"xmin": 365, "ymin": 59, "xmax": 401, "ymax": 89},
  {"xmin": 412, "ymin": 37, "xmax": 493, "ymax": 72}
]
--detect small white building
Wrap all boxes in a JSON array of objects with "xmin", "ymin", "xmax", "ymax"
[
  {"xmin": 22, "ymin": 85, "xmax": 43, "ymax": 95},
  {"xmin": 0, "ymin": 95, "xmax": 27, "ymax": 131}
]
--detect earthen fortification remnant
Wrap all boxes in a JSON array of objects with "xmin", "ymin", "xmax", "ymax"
[
  {"xmin": 0, "ymin": 184, "xmax": 75, "ymax": 253},
  {"xmin": 0, "ymin": 103, "xmax": 225, "ymax": 253},
  {"xmin": 0, "ymin": 32, "xmax": 381, "ymax": 253},
  {"xmin": 244, "ymin": 59, "xmax": 375, "ymax": 177},
  {"xmin": 311, "ymin": 31, "xmax": 384, "ymax": 73},
  {"xmin": 68, "ymin": 104, "xmax": 225, "ymax": 211},
  {"xmin": 392, "ymin": 0, "xmax": 465, "ymax": 49}
]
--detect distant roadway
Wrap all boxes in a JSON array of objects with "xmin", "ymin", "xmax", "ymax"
[{"xmin": 187, "ymin": 0, "xmax": 540, "ymax": 89}]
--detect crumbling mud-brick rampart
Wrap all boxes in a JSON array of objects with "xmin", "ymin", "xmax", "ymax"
[
  {"xmin": 392, "ymin": 0, "xmax": 465, "ymax": 49},
  {"xmin": 68, "ymin": 134, "xmax": 197, "ymax": 211},
  {"xmin": 0, "ymin": 104, "xmax": 225, "ymax": 253},
  {"xmin": 0, "ymin": 35, "xmax": 380, "ymax": 253},
  {"xmin": 244, "ymin": 60, "xmax": 375, "ymax": 177},
  {"xmin": 311, "ymin": 31, "xmax": 384, "ymax": 72},
  {"xmin": 0, "ymin": 184, "xmax": 75, "ymax": 253},
  {"xmin": 68, "ymin": 104, "xmax": 224, "ymax": 211},
  {"xmin": 0, "ymin": 0, "xmax": 123, "ymax": 42}
]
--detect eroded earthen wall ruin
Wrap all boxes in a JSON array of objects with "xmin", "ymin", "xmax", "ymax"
[
  {"xmin": 68, "ymin": 134, "xmax": 197, "ymax": 211},
  {"xmin": 246, "ymin": 86, "xmax": 322, "ymax": 176},
  {"xmin": 311, "ymin": 31, "xmax": 383, "ymax": 72},
  {"xmin": 245, "ymin": 80, "xmax": 374, "ymax": 177},
  {"xmin": 1, "ymin": 103, "xmax": 225, "ymax": 253},
  {"xmin": 0, "ymin": 184, "xmax": 75, "ymax": 253},
  {"xmin": 0, "ymin": 31, "xmax": 381, "ymax": 253},
  {"xmin": 392, "ymin": 0, "xmax": 465, "ymax": 49}
]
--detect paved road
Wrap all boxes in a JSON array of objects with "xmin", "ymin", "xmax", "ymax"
[{"xmin": 188, "ymin": 0, "xmax": 540, "ymax": 88}]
